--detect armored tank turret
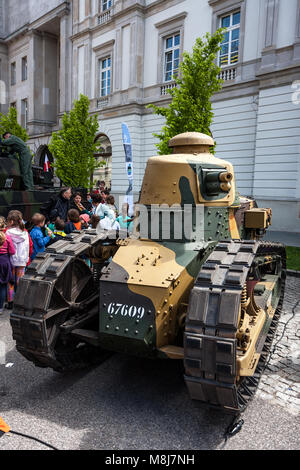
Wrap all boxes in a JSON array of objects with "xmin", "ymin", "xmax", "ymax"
[
  {"xmin": 0, "ymin": 143, "xmax": 58, "ymax": 221},
  {"xmin": 10, "ymin": 133, "xmax": 285, "ymax": 415}
]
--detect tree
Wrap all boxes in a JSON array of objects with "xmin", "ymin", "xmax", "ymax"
[
  {"xmin": 147, "ymin": 29, "xmax": 225, "ymax": 155},
  {"xmin": 49, "ymin": 94, "xmax": 102, "ymax": 188},
  {"xmin": 0, "ymin": 107, "xmax": 29, "ymax": 142}
]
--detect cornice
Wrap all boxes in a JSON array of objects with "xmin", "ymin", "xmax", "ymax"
[
  {"xmin": 154, "ymin": 11, "xmax": 188, "ymax": 29},
  {"xmin": 70, "ymin": 0, "xmax": 186, "ymax": 41},
  {"xmin": 92, "ymin": 39, "xmax": 115, "ymax": 53},
  {"xmin": 4, "ymin": 25, "xmax": 29, "ymax": 44},
  {"xmin": 28, "ymin": 1, "xmax": 70, "ymax": 31},
  {"xmin": 1, "ymin": 1, "xmax": 70, "ymax": 43},
  {"xmin": 208, "ymin": 0, "xmax": 244, "ymax": 6}
]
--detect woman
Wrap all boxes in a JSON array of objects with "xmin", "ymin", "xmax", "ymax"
[
  {"xmin": 71, "ymin": 192, "xmax": 91, "ymax": 217},
  {"xmin": 90, "ymin": 193, "xmax": 102, "ymax": 215}
]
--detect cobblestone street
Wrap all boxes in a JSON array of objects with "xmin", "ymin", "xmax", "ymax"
[
  {"xmin": 0, "ymin": 275, "xmax": 299, "ymax": 450},
  {"xmin": 256, "ymin": 275, "xmax": 300, "ymax": 416}
]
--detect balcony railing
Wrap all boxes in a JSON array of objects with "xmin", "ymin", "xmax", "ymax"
[
  {"xmin": 160, "ymin": 82, "xmax": 177, "ymax": 96},
  {"xmin": 97, "ymin": 9, "xmax": 111, "ymax": 25},
  {"xmin": 218, "ymin": 66, "xmax": 237, "ymax": 82},
  {"xmin": 96, "ymin": 96, "xmax": 110, "ymax": 109}
]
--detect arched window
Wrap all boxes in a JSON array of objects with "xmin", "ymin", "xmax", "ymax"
[
  {"xmin": 36, "ymin": 145, "xmax": 54, "ymax": 171},
  {"xmin": 36, "ymin": 145, "xmax": 54, "ymax": 186},
  {"xmin": 94, "ymin": 133, "xmax": 112, "ymax": 189}
]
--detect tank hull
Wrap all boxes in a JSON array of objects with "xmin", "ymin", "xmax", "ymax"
[
  {"xmin": 0, "ymin": 189, "xmax": 59, "ymax": 222},
  {"xmin": 98, "ymin": 239, "xmax": 211, "ymax": 357}
]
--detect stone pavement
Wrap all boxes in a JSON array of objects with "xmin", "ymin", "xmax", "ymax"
[
  {"xmin": 256, "ymin": 275, "xmax": 300, "ymax": 416},
  {"xmin": 0, "ymin": 275, "xmax": 299, "ymax": 450}
]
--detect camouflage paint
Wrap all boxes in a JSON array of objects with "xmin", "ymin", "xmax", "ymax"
[
  {"xmin": 97, "ymin": 135, "xmax": 272, "ymax": 359},
  {"xmin": 0, "ymin": 155, "xmax": 59, "ymax": 222}
]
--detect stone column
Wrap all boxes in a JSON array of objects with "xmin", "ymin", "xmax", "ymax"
[
  {"xmin": 129, "ymin": 14, "xmax": 144, "ymax": 92},
  {"xmin": 59, "ymin": 9, "xmax": 72, "ymax": 113},
  {"xmin": 294, "ymin": 0, "xmax": 300, "ymax": 60},
  {"xmin": 0, "ymin": 0, "xmax": 7, "ymax": 38},
  {"xmin": 114, "ymin": 27, "xmax": 122, "ymax": 92},
  {"xmin": 27, "ymin": 31, "xmax": 59, "ymax": 135},
  {"xmin": 0, "ymin": 42, "xmax": 8, "ymax": 114},
  {"xmin": 264, "ymin": 0, "xmax": 279, "ymax": 48},
  {"xmin": 260, "ymin": 0, "xmax": 280, "ymax": 70},
  {"xmin": 27, "ymin": 31, "xmax": 40, "ymax": 133}
]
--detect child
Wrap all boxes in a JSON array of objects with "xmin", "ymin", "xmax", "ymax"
[
  {"xmin": 0, "ymin": 219, "xmax": 15, "ymax": 314},
  {"xmin": 65, "ymin": 209, "xmax": 82, "ymax": 234},
  {"xmin": 80, "ymin": 213, "xmax": 90, "ymax": 229},
  {"xmin": 53, "ymin": 218, "xmax": 67, "ymax": 240},
  {"xmin": 116, "ymin": 203, "xmax": 134, "ymax": 233},
  {"xmin": 6, "ymin": 210, "xmax": 30, "ymax": 308},
  {"xmin": 30, "ymin": 213, "xmax": 54, "ymax": 261},
  {"xmin": 46, "ymin": 218, "xmax": 66, "ymax": 247},
  {"xmin": 106, "ymin": 195, "xmax": 118, "ymax": 217},
  {"xmin": 90, "ymin": 215, "xmax": 100, "ymax": 229}
]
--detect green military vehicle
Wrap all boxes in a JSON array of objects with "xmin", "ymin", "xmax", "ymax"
[
  {"xmin": 0, "ymin": 142, "xmax": 58, "ymax": 221},
  {"xmin": 10, "ymin": 132, "xmax": 286, "ymax": 414}
]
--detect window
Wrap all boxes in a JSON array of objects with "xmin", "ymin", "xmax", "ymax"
[
  {"xmin": 11, "ymin": 62, "xmax": 16, "ymax": 86},
  {"xmin": 21, "ymin": 99, "xmax": 28, "ymax": 128},
  {"xmin": 101, "ymin": 0, "xmax": 112, "ymax": 11},
  {"xmin": 22, "ymin": 57, "xmax": 27, "ymax": 81},
  {"xmin": 100, "ymin": 57, "xmax": 111, "ymax": 97},
  {"xmin": 219, "ymin": 11, "xmax": 240, "ymax": 67},
  {"xmin": 164, "ymin": 33, "xmax": 180, "ymax": 82}
]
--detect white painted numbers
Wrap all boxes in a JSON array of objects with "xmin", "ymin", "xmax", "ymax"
[{"xmin": 107, "ymin": 302, "xmax": 145, "ymax": 319}]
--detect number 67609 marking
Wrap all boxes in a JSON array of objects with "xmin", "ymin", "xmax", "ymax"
[{"xmin": 107, "ymin": 302, "xmax": 145, "ymax": 319}]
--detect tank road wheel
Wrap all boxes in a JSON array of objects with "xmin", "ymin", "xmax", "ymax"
[
  {"xmin": 10, "ymin": 231, "xmax": 115, "ymax": 372},
  {"xmin": 184, "ymin": 240, "xmax": 286, "ymax": 414}
]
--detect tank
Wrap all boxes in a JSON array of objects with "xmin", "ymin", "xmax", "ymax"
[
  {"xmin": 0, "ymin": 142, "xmax": 58, "ymax": 221},
  {"xmin": 10, "ymin": 133, "xmax": 286, "ymax": 415}
]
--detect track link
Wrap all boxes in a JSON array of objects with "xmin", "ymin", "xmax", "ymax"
[{"xmin": 184, "ymin": 240, "xmax": 286, "ymax": 414}]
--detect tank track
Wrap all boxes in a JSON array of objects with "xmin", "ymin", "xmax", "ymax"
[
  {"xmin": 184, "ymin": 240, "xmax": 286, "ymax": 414},
  {"xmin": 10, "ymin": 230, "xmax": 117, "ymax": 372}
]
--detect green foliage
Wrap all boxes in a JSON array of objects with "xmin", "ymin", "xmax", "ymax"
[
  {"xmin": 49, "ymin": 94, "xmax": 102, "ymax": 188},
  {"xmin": 0, "ymin": 107, "xmax": 29, "ymax": 142},
  {"xmin": 147, "ymin": 29, "xmax": 225, "ymax": 154},
  {"xmin": 286, "ymin": 246, "xmax": 300, "ymax": 271}
]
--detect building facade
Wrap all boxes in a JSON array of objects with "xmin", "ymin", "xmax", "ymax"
[{"xmin": 0, "ymin": 0, "xmax": 300, "ymax": 233}]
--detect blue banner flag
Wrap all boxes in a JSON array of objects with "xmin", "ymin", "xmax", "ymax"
[{"xmin": 122, "ymin": 123, "xmax": 134, "ymax": 214}]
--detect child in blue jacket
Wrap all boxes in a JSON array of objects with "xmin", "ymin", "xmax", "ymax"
[{"xmin": 30, "ymin": 213, "xmax": 54, "ymax": 261}]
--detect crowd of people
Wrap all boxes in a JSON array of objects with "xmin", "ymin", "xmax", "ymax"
[{"xmin": 0, "ymin": 185, "xmax": 134, "ymax": 314}]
